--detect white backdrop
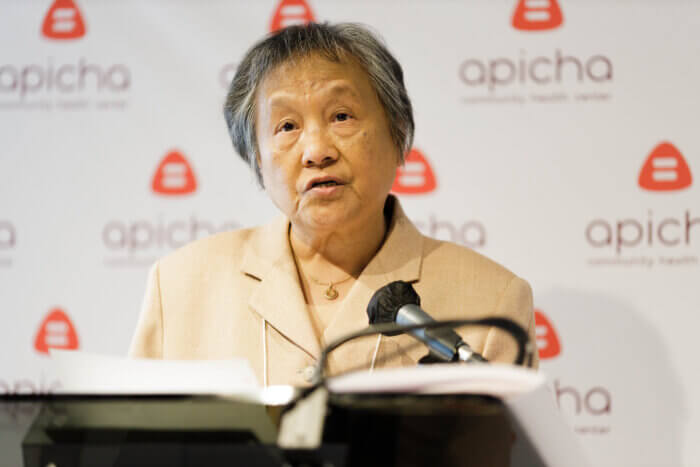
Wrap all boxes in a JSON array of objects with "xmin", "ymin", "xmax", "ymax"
[{"xmin": 1, "ymin": 1, "xmax": 698, "ymax": 466}]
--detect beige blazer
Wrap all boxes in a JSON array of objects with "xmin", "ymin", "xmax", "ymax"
[{"xmin": 129, "ymin": 197, "xmax": 538, "ymax": 386}]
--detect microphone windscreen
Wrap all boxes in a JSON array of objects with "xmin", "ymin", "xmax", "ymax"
[{"xmin": 366, "ymin": 281, "xmax": 421, "ymax": 336}]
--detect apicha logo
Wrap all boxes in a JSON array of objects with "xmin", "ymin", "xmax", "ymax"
[
  {"xmin": 42, "ymin": 0, "xmax": 86, "ymax": 40},
  {"xmin": 534, "ymin": 309, "xmax": 561, "ymax": 359},
  {"xmin": 462, "ymin": 1, "xmax": 610, "ymax": 107},
  {"xmin": 459, "ymin": 50, "xmax": 612, "ymax": 93},
  {"xmin": 638, "ymin": 142, "xmax": 692, "ymax": 192},
  {"xmin": 102, "ymin": 151, "xmax": 239, "ymax": 267},
  {"xmin": 412, "ymin": 215, "xmax": 486, "ymax": 249},
  {"xmin": 553, "ymin": 380, "xmax": 612, "ymax": 435},
  {"xmin": 102, "ymin": 216, "xmax": 242, "ymax": 267},
  {"xmin": 34, "ymin": 308, "xmax": 79, "ymax": 355},
  {"xmin": 152, "ymin": 150, "xmax": 198, "ymax": 196},
  {"xmin": 392, "ymin": 148, "xmax": 437, "ymax": 195},
  {"xmin": 512, "ymin": 0, "xmax": 563, "ymax": 32},
  {"xmin": 1, "ymin": 2, "xmax": 130, "ymax": 111},
  {"xmin": 270, "ymin": 0, "xmax": 315, "ymax": 33},
  {"xmin": 0, "ymin": 59, "xmax": 131, "ymax": 98},
  {"xmin": 585, "ymin": 141, "xmax": 698, "ymax": 268}
]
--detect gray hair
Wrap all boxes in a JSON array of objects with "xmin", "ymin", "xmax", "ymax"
[{"xmin": 223, "ymin": 22, "xmax": 415, "ymax": 186}]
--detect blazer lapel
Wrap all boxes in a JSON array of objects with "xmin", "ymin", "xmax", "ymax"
[
  {"xmin": 242, "ymin": 217, "xmax": 321, "ymax": 360},
  {"xmin": 323, "ymin": 197, "xmax": 424, "ymax": 376}
]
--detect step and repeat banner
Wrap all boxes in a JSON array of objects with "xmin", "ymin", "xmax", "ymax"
[{"xmin": 1, "ymin": 1, "xmax": 698, "ymax": 465}]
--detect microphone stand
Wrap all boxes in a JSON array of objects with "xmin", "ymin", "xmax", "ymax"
[
  {"xmin": 276, "ymin": 317, "xmax": 533, "ymax": 454},
  {"xmin": 317, "ymin": 317, "xmax": 532, "ymax": 383},
  {"xmin": 284, "ymin": 317, "xmax": 533, "ymax": 413}
]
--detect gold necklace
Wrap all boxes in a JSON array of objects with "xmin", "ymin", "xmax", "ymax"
[{"xmin": 307, "ymin": 274, "xmax": 353, "ymax": 300}]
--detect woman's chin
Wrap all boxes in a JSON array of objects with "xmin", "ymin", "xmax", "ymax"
[{"xmin": 296, "ymin": 204, "xmax": 357, "ymax": 233}]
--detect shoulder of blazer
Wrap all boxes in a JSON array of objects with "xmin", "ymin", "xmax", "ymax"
[
  {"xmin": 420, "ymin": 235, "xmax": 520, "ymax": 289},
  {"xmin": 156, "ymin": 225, "xmax": 263, "ymax": 282}
]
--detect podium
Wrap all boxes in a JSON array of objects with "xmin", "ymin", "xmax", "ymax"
[{"xmin": 15, "ymin": 365, "xmax": 589, "ymax": 467}]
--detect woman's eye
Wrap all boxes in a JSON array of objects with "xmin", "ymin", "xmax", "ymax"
[
  {"xmin": 335, "ymin": 112, "xmax": 351, "ymax": 122},
  {"xmin": 280, "ymin": 122, "xmax": 295, "ymax": 132}
]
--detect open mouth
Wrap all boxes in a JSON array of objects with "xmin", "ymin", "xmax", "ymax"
[
  {"xmin": 306, "ymin": 177, "xmax": 345, "ymax": 191},
  {"xmin": 311, "ymin": 180, "xmax": 341, "ymax": 188}
]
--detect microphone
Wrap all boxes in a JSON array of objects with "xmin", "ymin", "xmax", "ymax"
[{"xmin": 366, "ymin": 281, "xmax": 486, "ymax": 363}]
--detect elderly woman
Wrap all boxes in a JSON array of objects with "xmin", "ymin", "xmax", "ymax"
[{"xmin": 129, "ymin": 23, "xmax": 538, "ymax": 386}]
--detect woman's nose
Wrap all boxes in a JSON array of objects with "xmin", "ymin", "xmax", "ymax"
[{"xmin": 301, "ymin": 128, "xmax": 339, "ymax": 168}]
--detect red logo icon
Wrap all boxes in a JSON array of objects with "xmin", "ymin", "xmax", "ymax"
[
  {"xmin": 41, "ymin": 0, "xmax": 86, "ymax": 40},
  {"xmin": 270, "ymin": 0, "xmax": 315, "ymax": 32},
  {"xmin": 152, "ymin": 150, "xmax": 197, "ymax": 196},
  {"xmin": 512, "ymin": 0, "xmax": 563, "ymax": 31},
  {"xmin": 638, "ymin": 142, "xmax": 692, "ymax": 192},
  {"xmin": 534, "ymin": 309, "xmax": 561, "ymax": 359},
  {"xmin": 34, "ymin": 308, "xmax": 79, "ymax": 355},
  {"xmin": 391, "ymin": 149, "xmax": 437, "ymax": 195}
]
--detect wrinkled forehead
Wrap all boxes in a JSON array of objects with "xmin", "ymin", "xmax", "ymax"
[{"xmin": 256, "ymin": 52, "xmax": 374, "ymax": 105}]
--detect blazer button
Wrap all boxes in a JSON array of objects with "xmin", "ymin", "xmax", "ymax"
[{"xmin": 302, "ymin": 365, "xmax": 316, "ymax": 383}]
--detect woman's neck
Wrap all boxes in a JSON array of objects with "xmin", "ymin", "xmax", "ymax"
[{"xmin": 289, "ymin": 207, "xmax": 388, "ymax": 281}]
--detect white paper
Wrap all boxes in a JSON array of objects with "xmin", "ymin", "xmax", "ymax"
[
  {"xmin": 49, "ymin": 350, "xmax": 261, "ymax": 395},
  {"xmin": 327, "ymin": 363, "xmax": 545, "ymax": 400}
]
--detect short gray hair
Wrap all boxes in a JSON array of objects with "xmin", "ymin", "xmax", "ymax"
[{"xmin": 223, "ymin": 22, "xmax": 415, "ymax": 186}]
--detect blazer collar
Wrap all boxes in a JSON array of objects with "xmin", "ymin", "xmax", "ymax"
[
  {"xmin": 241, "ymin": 215, "xmax": 321, "ymax": 360},
  {"xmin": 241, "ymin": 195, "xmax": 424, "ymax": 370}
]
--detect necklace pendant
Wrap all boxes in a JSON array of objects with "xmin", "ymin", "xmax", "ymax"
[{"xmin": 324, "ymin": 284, "xmax": 339, "ymax": 300}]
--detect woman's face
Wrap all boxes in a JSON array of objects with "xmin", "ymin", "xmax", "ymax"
[{"xmin": 255, "ymin": 54, "xmax": 399, "ymax": 235}]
